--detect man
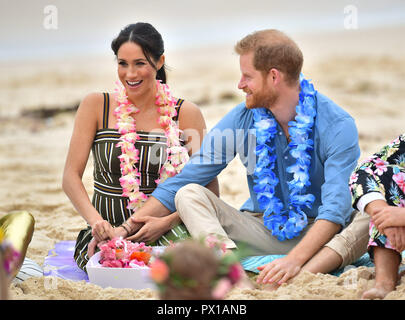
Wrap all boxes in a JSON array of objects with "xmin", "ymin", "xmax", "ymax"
[{"xmin": 123, "ymin": 29, "xmax": 369, "ymax": 288}]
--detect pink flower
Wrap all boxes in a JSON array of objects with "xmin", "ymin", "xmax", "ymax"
[
  {"xmin": 364, "ymin": 167, "xmax": 375, "ymax": 177},
  {"xmin": 227, "ymin": 263, "xmax": 243, "ymax": 284},
  {"xmin": 390, "ymin": 137, "xmax": 400, "ymax": 145},
  {"xmin": 373, "ymin": 158, "xmax": 388, "ymax": 176},
  {"xmin": 360, "ymin": 155, "xmax": 376, "ymax": 166},
  {"xmin": 205, "ymin": 235, "xmax": 218, "ymax": 248},
  {"xmin": 149, "ymin": 259, "xmax": 169, "ymax": 283},
  {"xmin": 2, "ymin": 245, "xmax": 20, "ymax": 274},
  {"xmin": 158, "ymin": 106, "xmax": 177, "ymax": 117},
  {"xmin": 393, "ymin": 172, "xmax": 405, "ymax": 193},
  {"xmin": 349, "ymin": 172, "xmax": 358, "ymax": 185},
  {"xmin": 98, "ymin": 238, "xmax": 153, "ymax": 269},
  {"xmin": 204, "ymin": 234, "xmax": 227, "ymax": 252},
  {"xmin": 163, "ymin": 163, "xmax": 176, "ymax": 176},
  {"xmin": 129, "ymin": 259, "xmax": 146, "ymax": 268},
  {"xmin": 102, "ymin": 260, "xmax": 123, "ymax": 268},
  {"xmin": 158, "ymin": 116, "xmax": 172, "ymax": 127},
  {"xmin": 212, "ymin": 278, "xmax": 232, "ymax": 300}
]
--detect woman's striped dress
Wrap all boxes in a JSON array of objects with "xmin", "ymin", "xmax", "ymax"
[{"xmin": 74, "ymin": 93, "xmax": 190, "ymax": 271}]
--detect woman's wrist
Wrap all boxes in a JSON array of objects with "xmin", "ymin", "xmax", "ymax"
[
  {"xmin": 115, "ymin": 225, "xmax": 129, "ymax": 238},
  {"xmin": 120, "ymin": 221, "xmax": 132, "ymax": 235},
  {"xmin": 88, "ymin": 213, "xmax": 105, "ymax": 229}
]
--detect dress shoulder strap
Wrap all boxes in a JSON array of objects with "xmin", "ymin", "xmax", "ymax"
[
  {"xmin": 102, "ymin": 92, "xmax": 110, "ymax": 129},
  {"xmin": 173, "ymin": 98, "xmax": 184, "ymax": 122}
]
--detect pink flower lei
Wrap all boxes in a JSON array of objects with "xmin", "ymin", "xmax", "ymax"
[{"xmin": 113, "ymin": 80, "xmax": 190, "ymax": 211}]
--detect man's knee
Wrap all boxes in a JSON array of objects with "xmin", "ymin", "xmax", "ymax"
[
  {"xmin": 174, "ymin": 183, "xmax": 204, "ymax": 208},
  {"xmin": 325, "ymin": 213, "xmax": 370, "ymax": 267}
]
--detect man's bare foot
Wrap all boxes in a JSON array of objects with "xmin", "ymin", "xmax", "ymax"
[{"xmin": 362, "ymin": 281, "xmax": 396, "ymax": 300}]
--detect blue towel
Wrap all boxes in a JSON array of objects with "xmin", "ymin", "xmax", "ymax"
[
  {"xmin": 44, "ymin": 241, "xmax": 404, "ymax": 281},
  {"xmin": 241, "ymin": 251, "xmax": 405, "ymax": 276},
  {"xmin": 241, "ymin": 253, "xmax": 375, "ymax": 277}
]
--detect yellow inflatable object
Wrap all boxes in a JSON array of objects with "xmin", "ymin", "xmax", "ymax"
[{"xmin": 0, "ymin": 211, "xmax": 35, "ymax": 278}]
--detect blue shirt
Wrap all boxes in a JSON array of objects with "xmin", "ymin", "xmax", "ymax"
[{"xmin": 152, "ymin": 92, "xmax": 361, "ymax": 228}]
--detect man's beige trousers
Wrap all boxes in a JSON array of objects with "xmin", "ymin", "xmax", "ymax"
[{"xmin": 175, "ymin": 183, "xmax": 370, "ymax": 268}]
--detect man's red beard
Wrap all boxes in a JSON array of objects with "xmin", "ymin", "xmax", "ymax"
[{"xmin": 245, "ymin": 87, "xmax": 279, "ymax": 109}]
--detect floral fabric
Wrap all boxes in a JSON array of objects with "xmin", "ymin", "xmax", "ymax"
[{"xmin": 350, "ymin": 133, "xmax": 405, "ymax": 252}]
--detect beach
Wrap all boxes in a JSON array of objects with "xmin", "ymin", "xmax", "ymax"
[{"xmin": 1, "ymin": 20, "xmax": 405, "ymax": 299}]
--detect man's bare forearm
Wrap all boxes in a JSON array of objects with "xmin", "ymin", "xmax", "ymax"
[
  {"xmin": 125, "ymin": 196, "xmax": 170, "ymax": 233},
  {"xmin": 287, "ymin": 219, "xmax": 342, "ymax": 266}
]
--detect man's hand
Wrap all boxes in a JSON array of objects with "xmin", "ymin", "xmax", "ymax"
[
  {"xmin": 254, "ymin": 219, "xmax": 341, "ymax": 290},
  {"xmin": 256, "ymin": 256, "xmax": 301, "ymax": 287},
  {"xmin": 126, "ymin": 215, "xmax": 172, "ymax": 243}
]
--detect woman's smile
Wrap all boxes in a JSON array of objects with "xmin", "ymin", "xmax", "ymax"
[{"xmin": 126, "ymin": 79, "xmax": 143, "ymax": 90}]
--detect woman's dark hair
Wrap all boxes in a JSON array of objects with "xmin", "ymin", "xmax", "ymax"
[{"xmin": 111, "ymin": 23, "xmax": 167, "ymax": 83}]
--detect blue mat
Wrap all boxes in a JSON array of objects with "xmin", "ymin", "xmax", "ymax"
[
  {"xmin": 241, "ymin": 251, "xmax": 405, "ymax": 276},
  {"xmin": 241, "ymin": 254, "xmax": 374, "ymax": 277},
  {"xmin": 44, "ymin": 241, "xmax": 404, "ymax": 281}
]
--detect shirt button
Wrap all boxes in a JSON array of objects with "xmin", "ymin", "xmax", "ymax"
[
  {"xmin": 279, "ymin": 132, "xmax": 283, "ymax": 136},
  {"xmin": 284, "ymin": 156, "xmax": 288, "ymax": 160}
]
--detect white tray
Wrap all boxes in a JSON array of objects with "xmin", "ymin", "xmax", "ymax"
[{"xmin": 86, "ymin": 246, "xmax": 166, "ymax": 290}]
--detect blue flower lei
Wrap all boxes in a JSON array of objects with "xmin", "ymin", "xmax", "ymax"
[{"xmin": 252, "ymin": 75, "xmax": 317, "ymax": 241}]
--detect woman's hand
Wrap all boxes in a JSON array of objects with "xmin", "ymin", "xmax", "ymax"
[
  {"xmin": 126, "ymin": 215, "xmax": 173, "ymax": 243},
  {"xmin": 373, "ymin": 206, "xmax": 405, "ymax": 231},
  {"xmin": 87, "ymin": 225, "xmax": 128, "ymax": 257},
  {"xmin": 91, "ymin": 220, "xmax": 115, "ymax": 242},
  {"xmin": 87, "ymin": 237, "xmax": 101, "ymax": 258},
  {"xmin": 383, "ymin": 227, "xmax": 405, "ymax": 253},
  {"xmin": 368, "ymin": 204, "xmax": 405, "ymax": 252}
]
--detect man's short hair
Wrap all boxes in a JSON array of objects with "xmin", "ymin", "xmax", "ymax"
[{"xmin": 235, "ymin": 29, "xmax": 303, "ymax": 85}]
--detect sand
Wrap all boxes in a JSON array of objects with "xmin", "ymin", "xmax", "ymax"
[{"xmin": 1, "ymin": 25, "xmax": 405, "ymax": 300}]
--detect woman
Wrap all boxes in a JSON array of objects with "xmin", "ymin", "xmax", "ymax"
[
  {"xmin": 350, "ymin": 133, "xmax": 405, "ymax": 299},
  {"xmin": 62, "ymin": 23, "xmax": 219, "ymax": 271}
]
